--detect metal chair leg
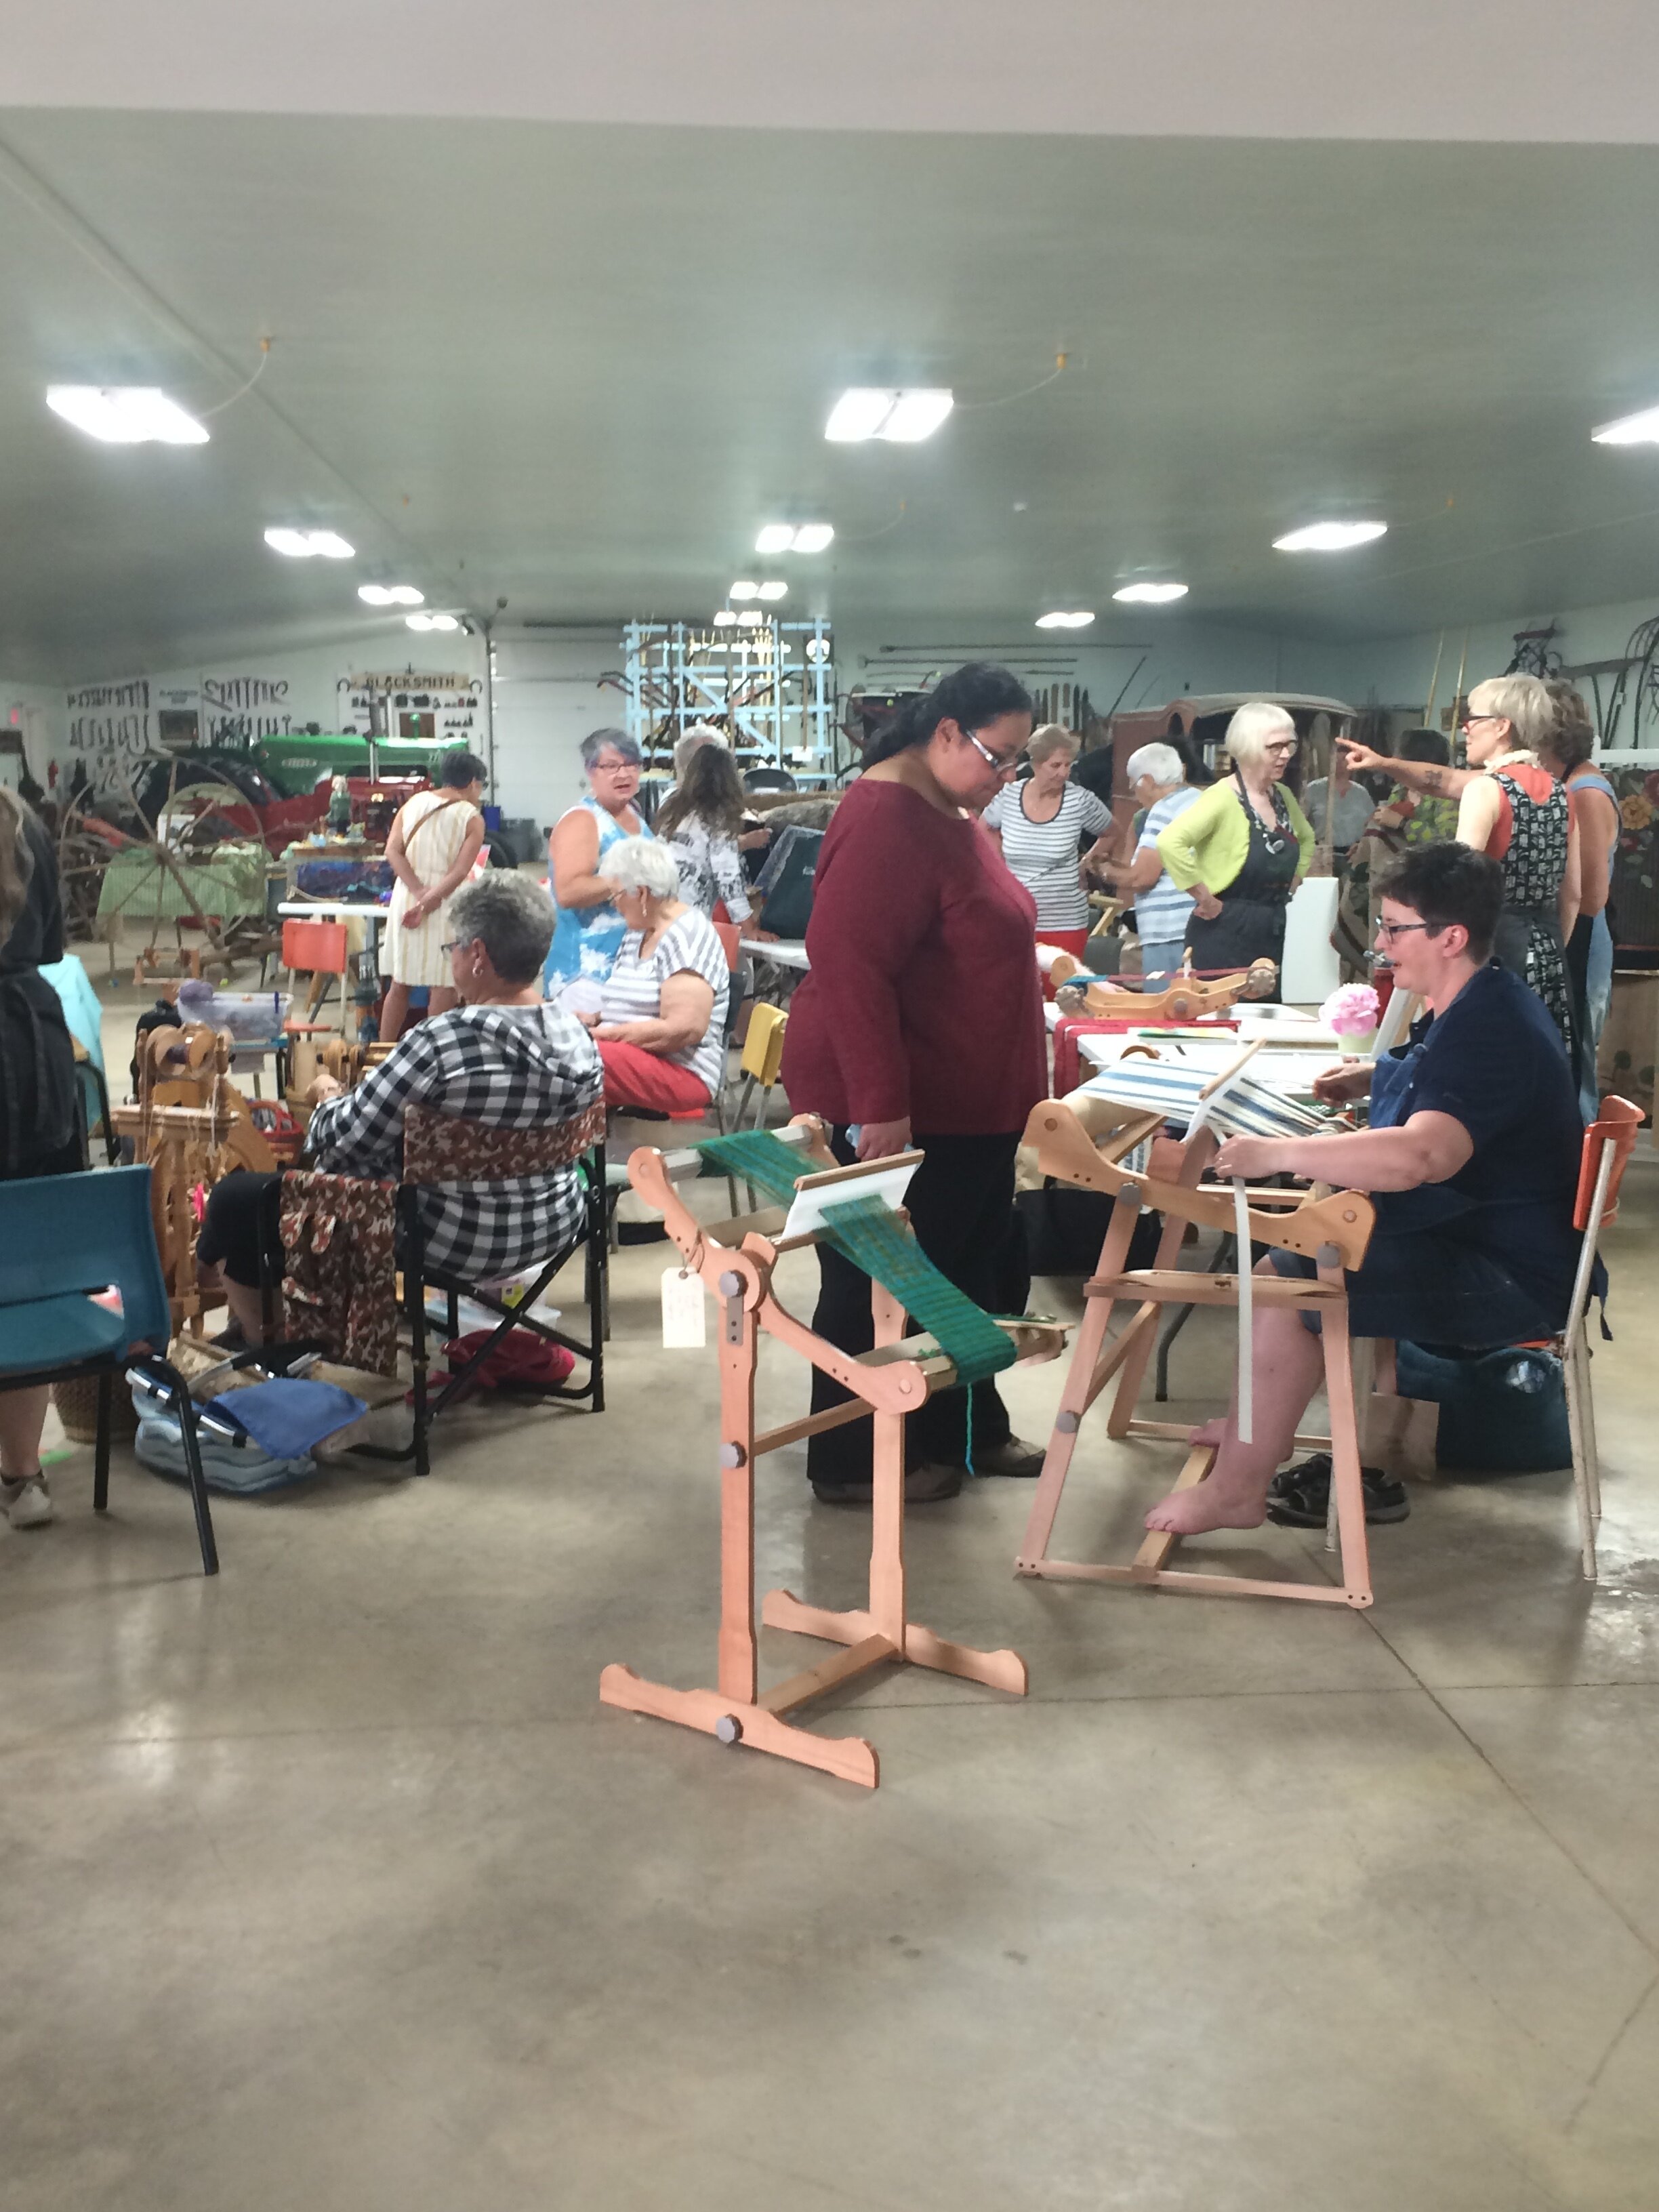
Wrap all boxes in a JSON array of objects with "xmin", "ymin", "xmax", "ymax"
[
  {"xmin": 159, "ymin": 1362, "xmax": 219, "ymax": 1575},
  {"xmin": 94, "ymin": 1368, "xmax": 112, "ymax": 1511}
]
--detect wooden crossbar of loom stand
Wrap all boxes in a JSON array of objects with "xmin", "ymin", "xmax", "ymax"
[
  {"xmin": 1014, "ymin": 1095, "xmax": 1378, "ymax": 1610},
  {"xmin": 1047, "ymin": 954, "xmax": 1255, "ymax": 1023},
  {"xmin": 599, "ymin": 1117, "xmax": 1067, "ymax": 1789}
]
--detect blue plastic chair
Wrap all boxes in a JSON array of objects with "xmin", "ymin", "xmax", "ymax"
[{"xmin": 0, "ymin": 1165, "xmax": 218, "ymax": 1574}]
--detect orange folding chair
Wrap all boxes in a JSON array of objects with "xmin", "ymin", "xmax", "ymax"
[
  {"xmin": 281, "ymin": 918, "xmax": 352, "ymax": 1045},
  {"xmin": 1561, "ymin": 1097, "xmax": 1642, "ymax": 1580}
]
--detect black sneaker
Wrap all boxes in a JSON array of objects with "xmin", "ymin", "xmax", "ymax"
[
  {"xmin": 968, "ymin": 1435, "xmax": 1047, "ymax": 1479},
  {"xmin": 811, "ymin": 1462, "xmax": 964, "ymax": 1504},
  {"xmin": 1266, "ymin": 1453, "xmax": 1409, "ymax": 1526}
]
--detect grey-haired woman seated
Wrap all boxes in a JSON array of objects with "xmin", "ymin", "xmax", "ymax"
[
  {"xmin": 199, "ymin": 875, "xmax": 602, "ymax": 1342},
  {"xmin": 579, "ymin": 836, "xmax": 731, "ymax": 1115},
  {"xmin": 544, "ymin": 726, "xmax": 659, "ymax": 997}
]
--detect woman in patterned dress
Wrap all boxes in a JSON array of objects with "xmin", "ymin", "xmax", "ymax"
[
  {"xmin": 544, "ymin": 729, "xmax": 655, "ymax": 1001},
  {"xmin": 1343, "ymin": 675, "xmax": 1580, "ymax": 1050},
  {"xmin": 382, "ymin": 748, "xmax": 487, "ymax": 1042}
]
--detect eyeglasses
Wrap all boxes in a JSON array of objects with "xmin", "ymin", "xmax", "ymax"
[
  {"xmin": 590, "ymin": 757, "xmax": 637, "ymax": 775},
  {"xmin": 1374, "ymin": 920, "xmax": 1438, "ymax": 941},
  {"xmin": 962, "ymin": 729, "xmax": 1023, "ymax": 777},
  {"xmin": 1460, "ymin": 713, "xmax": 1500, "ymax": 731},
  {"xmin": 439, "ymin": 938, "xmax": 476, "ymax": 957}
]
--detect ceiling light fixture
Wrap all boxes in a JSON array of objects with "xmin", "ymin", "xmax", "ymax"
[
  {"xmin": 755, "ymin": 523, "xmax": 835, "ymax": 553},
  {"xmin": 824, "ymin": 388, "xmax": 954, "ymax": 443},
  {"xmin": 737, "ymin": 610, "xmax": 764, "ymax": 627},
  {"xmin": 729, "ymin": 580, "xmax": 760, "ymax": 601},
  {"xmin": 1035, "ymin": 610, "xmax": 1096, "ymax": 630},
  {"xmin": 405, "ymin": 611, "xmax": 460, "ymax": 632},
  {"xmin": 1591, "ymin": 405, "xmax": 1659, "ymax": 446},
  {"xmin": 45, "ymin": 385, "xmax": 209, "ymax": 445},
  {"xmin": 756, "ymin": 581, "xmax": 787, "ymax": 601},
  {"xmin": 712, "ymin": 610, "xmax": 739, "ymax": 627},
  {"xmin": 1112, "ymin": 581, "xmax": 1189, "ymax": 605},
  {"xmin": 265, "ymin": 527, "xmax": 356, "ymax": 558},
  {"xmin": 1272, "ymin": 520, "xmax": 1387, "ymax": 553},
  {"xmin": 359, "ymin": 583, "xmax": 424, "ymax": 607}
]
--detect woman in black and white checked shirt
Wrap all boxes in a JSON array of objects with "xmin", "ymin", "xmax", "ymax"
[{"xmin": 199, "ymin": 875, "xmax": 602, "ymax": 1336}]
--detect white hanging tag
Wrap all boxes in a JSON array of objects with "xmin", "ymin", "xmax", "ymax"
[{"xmin": 661, "ymin": 1267, "xmax": 707, "ymax": 1349}]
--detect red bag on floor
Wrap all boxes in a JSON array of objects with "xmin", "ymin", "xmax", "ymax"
[{"xmin": 440, "ymin": 1330, "xmax": 575, "ymax": 1390}]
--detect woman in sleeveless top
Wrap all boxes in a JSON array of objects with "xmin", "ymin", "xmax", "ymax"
[
  {"xmin": 382, "ymin": 749, "xmax": 487, "ymax": 1042},
  {"xmin": 1341, "ymin": 674, "xmax": 1581, "ymax": 1054},
  {"xmin": 544, "ymin": 727, "xmax": 655, "ymax": 1000},
  {"xmin": 1544, "ymin": 680, "xmax": 1618, "ymax": 1117}
]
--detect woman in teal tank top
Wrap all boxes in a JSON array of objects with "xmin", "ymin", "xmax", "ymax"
[{"xmin": 544, "ymin": 729, "xmax": 657, "ymax": 997}]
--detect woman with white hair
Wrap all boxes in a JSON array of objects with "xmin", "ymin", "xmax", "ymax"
[
  {"xmin": 981, "ymin": 723, "xmax": 1115, "ymax": 952},
  {"xmin": 582, "ymin": 836, "xmax": 731, "ymax": 1113},
  {"xmin": 1342, "ymin": 672, "xmax": 1581, "ymax": 1049},
  {"xmin": 1096, "ymin": 740, "xmax": 1201, "ymax": 981},
  {"xmin": 1155, "ymin": 702, "xmax": 1313, "ymax": 986},
  {"xmin": 545, "ymin": 727, "xmax": 657, "ymax": 996}
]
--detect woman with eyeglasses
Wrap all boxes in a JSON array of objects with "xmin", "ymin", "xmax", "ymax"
[
  {"xmin": 981, "ymin": 723, "xmax": 1115, "ymax": 962},
  {"xmin": 1341, "ymin": 673, "xmax": 1580, "ymax": 1052},
  {"xmin": 1153, "ymin": 701, "xmax": 1314, "ymax": 991},
  {"xmin": 544, "ymin": 727, "xmax": 657, "ymax": 1002},
  {"xmin": 779, "ymin": 662, "xmax": 1050, "ymax": 1504}
]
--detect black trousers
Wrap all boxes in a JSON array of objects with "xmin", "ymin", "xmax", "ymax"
[{"xmin": 805, "ymin": 1129, "xmax": 1029, "ymax": 1482}]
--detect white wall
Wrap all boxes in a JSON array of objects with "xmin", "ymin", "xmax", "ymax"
[
  {"xmin": 487, "ymin": 628, "xmax": 627, "ymax": 834},
  {"xmin": 1284, "ymin": 591, "xmax": 1659, "ymax": 744},
  {"xmin": 0, "ymin": 680, "xmax": 68, "ymax": 794}
]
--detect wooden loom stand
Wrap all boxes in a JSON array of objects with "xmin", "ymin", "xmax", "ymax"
[
  {"xmin": 1014, "ymin": 1092, "xmax": 1379, "ymax": 1609},
  {"xmin": 600, "ymin": 1118, "xmax": 1065, "ymax": 1789},
  {"xmin": 110, "ymin": 1023, "xmax": 276, "ymax": 1334}
]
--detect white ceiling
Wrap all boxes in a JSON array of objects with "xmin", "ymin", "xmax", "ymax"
[
  {"xmin": 5, "ymin": 110, "xmax": 1659, "ymax": 679},
  {"xmin": 4, "ymin": 0, "xmax": 1658, "ymax": 145}
]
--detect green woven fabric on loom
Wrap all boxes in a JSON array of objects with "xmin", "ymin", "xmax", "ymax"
[{"xmin": 698, "ymin": 1130, "xmax": 1016, "ymax": 1388}]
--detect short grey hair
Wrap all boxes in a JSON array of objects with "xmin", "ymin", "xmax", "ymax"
[
  {"xmin": 1125, "ymin": 741, "xmax": 1186, "ymax": 788},
  {"xmin": 674, "ymin": 725, "xmax": 726, "ymax": 777},
  {"xmin": 1027, "ymin": 723, "xmax": 1080, "ymax": 765},
  {"xmin": 1225, "ymin": 701, "xmax": 1298, "ymax": 770},
  {"xmin": 446, "ymin": 872, "xmax": 555, "ymax": 985},
  {"xmin": 579, "ymin": 726, "xmax": 642, "ymax": 770},
  {"xmin": 602, "ymin": 834, "xmax": 680, "ymax": 899},
  {"xmin": 1467, "ymin": 673, "xmax": 1553, "ymax": 752}
]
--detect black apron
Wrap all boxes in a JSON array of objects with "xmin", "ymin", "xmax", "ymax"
[{"xmin": 1183, "ymin": 776, "xmax": 1300, "ymax": 994}]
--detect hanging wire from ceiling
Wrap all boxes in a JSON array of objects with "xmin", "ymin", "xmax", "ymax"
[
  {"xmin": 954, "ymin": 351, "xmax": 1072, "ymax": 411},
  {"xmin": 199, "ymin": 336, "xmax": 274, "ymax": 418}
]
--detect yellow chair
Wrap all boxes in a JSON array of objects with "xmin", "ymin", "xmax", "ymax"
[{"xmin": 732, "ymin": 1002, "xmax": 788, "ymax": 1132}]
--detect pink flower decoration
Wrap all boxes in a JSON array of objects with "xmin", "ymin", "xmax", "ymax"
[{"xmin": 1319, "ymin": 983, "xmax": 1380, "ymax": 1036}]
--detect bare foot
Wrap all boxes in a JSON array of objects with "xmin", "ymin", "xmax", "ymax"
[
  {"xmin": 1145, "ymin": 1479, "xmax": 1267, "ymax": 1536},
  {"xmin": 1188, "ymin": 1416, "xmax": 1227, "ymax": 1448}
]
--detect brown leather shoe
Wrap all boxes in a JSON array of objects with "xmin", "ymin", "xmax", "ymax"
[
  {"xmin": 811, "ymin": 1462, "xmax": 964, "ymax": 1504},
  {"xmin": 969, "ymin": 1435, "xmax": 1046, "ymax": 1479}
]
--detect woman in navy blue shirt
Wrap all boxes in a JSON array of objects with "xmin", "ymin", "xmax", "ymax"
[{"xmin": 1142, "ymin": 843, "xmax": 1581, "ymax": 1539}]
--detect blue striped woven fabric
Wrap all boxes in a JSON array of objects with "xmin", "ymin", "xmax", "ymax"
[{"xmin": 1075, "ymin": 1057, "xmax": 1331, "ymax": 1141}]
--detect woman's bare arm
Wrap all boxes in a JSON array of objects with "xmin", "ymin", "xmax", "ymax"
[
  {"xmin": 1455, "ymin": 777, "xmax": 1503, "ymax": 853},
  {"xmin": 550, "ymin": 810, "xmax": 611, "ymax": 909},
  {"xmin": 594, "ymin": 969, "xmax": 714, "ymax": 1054},
  {"xmin": 1559, "ymin": 814, "xmax": 1582, "ymax": 940},
  {"xmin": 1574, "ymin": 788, "xmax": 1617, "ymax": 920}
]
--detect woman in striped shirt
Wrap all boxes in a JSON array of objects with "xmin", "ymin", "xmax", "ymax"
[
  {"xmin": 583, "ymin": 837, "xmax": 731, "ymax": 1114},
  {"xmin": 981, "ymin": 724, "xmax": 1115, "ymax": 951}
]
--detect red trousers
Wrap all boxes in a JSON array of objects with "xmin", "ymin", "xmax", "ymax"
[{"xmin": 598, "ymin": 1038, "xmax": 712, "ymax": 1115}]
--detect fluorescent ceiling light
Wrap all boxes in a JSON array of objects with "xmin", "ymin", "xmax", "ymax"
[
  {"xmin": 1592, "ymin": 405, "xmax": 1659, "ymax": 446},
  {"xmin": 266, "ymin": 527, "xmax": 356, "ymax": 558},
  {"xmin": 755, "ymin": 522, "xmax": 835, "ymax": 554},
  {"xmin": 756, "ymin": 581, "xmax": 787, "ymax": 601},
  {"xmin": 45, "ymin": 385, "xmax": 208, "ymax": 445},
  {"xmin": 1273, "ymin": 520, "xmax": 1387, "ymax": 553},
  {"xmin": 737, "ymin": 610, "xmax": 764, "ymax": 627},
  {"xmin": 729, "ymin": 580, "xmax": 760, "ymax": 600},
  {"xmin": 359, "ymin": 583, "xmax": 424, "ymax": 607},
  {"xmin": 713, "ymin": 610, "xmax": 739, "ymax": 626},
  {"xmin": 1112, "ymin": 581, "xmax": 1189, "ymax": 605},
  {"xmin": 1035, "ymin": 610, "xmax": 1095, "ymax": 630},
  {"xmin": 824, "ymin": 388, "xmax": 954, "ymax": 443},
  {"xmin": 405, "ymin": 611, "xmax": 459, "ymax": 632}
]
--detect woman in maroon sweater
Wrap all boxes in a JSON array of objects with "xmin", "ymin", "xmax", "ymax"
[{"xmin": 780, "ymin": 663, "xmax": 1048, "ymax": 1502}]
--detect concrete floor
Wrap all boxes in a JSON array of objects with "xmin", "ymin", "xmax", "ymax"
[{"xmin": 5, "ymin": 972, "xmax": 1659, "ymax": 2210}]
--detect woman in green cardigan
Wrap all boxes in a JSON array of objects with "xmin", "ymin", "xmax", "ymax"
[{"xmin": 1155, "ymin": 701, "xmax": 1313, "ymax": 991}]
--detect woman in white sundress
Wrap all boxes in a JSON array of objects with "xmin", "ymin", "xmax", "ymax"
[{"xmin": 381, "ymin": 749, "xmax": 488, "ymax": 1042}]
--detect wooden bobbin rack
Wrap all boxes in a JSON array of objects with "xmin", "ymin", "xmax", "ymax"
[{"xmin": 600, "ymin": 1117, "xmax": 1067, "ymax": 1789}]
